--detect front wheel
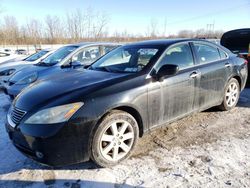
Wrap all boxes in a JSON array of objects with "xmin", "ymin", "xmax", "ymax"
[
  {"xmin": 219, "ymin": 78, "xmax": 240, "ymax": 111},
  {"xmin": 91, "ymin": 110, "xmax": 139, "ymax": 167}
]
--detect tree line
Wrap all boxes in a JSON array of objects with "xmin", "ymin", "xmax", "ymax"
[{"xmin": 0, "ymin": 7, "xmax": 224, "ymax": 45}]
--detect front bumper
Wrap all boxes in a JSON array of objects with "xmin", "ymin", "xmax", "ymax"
[{"xmin": 5, "ymin": 118, "xmax": 96, "ymax": 167}]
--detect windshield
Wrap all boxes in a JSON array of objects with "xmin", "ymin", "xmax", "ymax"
[
  {"xmin": 39, "ymin": 46, "xmax": 78, "ymax": 66},
  {"xmin": 90, "ymin": 46, "xmax": 160, "ymax": 73},
  {"xmin": 25, "ymin": 50, "xmax": 49, "ymax": 62}
]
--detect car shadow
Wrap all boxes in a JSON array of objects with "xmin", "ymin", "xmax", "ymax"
[
  {"xmin": 0, "ymin": 179, "xmax": 140, "ymax": 188},
  {"xmin": 0, "ymin": 153, "xmax": 102, "ymax": 175},
  {"xmin": 237, "ymin": 89, "xmax": 250, "ymax": 108},
  {"xmin": 204, "ymin": 89, "xmax": 250, "ymax": 112}
]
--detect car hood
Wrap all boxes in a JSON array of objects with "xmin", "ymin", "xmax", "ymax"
[
  {"xmin": 0, "ymin": 61, "xmax": 32, "ymax": 72},
  {"xmin": 221, "ymin": 29, "xmax": 250, "ymax": 53},
  {"xmin": 14, "ymin": 69, "xmax": 131, "ymax": 111},
  {"xmin": 9, "ymin": 64, "xmax": 51, "ymax": 82}
]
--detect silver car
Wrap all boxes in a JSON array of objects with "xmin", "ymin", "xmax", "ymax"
[
  {"xmin": 0, "ymin": 49, "xmax": 55, "ymax": 90},
  {"xmin": 5, "ymin": 43, "xmax": 119, "ymax": 98}
]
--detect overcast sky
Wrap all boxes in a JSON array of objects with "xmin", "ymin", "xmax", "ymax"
[{"xmin": 1, "ymin": 0, "xmax": 250, "ymax": 35}]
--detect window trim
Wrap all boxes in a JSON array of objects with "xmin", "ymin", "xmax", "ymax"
[
  {"xmin": 147, "ymin": 41, "xmax": 196, "ymax": 78},
  {"xmin": 218, "ymin": 47, "xmax": 229, "ymax": 60}
]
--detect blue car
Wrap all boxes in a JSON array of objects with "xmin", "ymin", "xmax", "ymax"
[{"xmin": 4, "ymin": 43, "xmax": 118, "ymax": 98}]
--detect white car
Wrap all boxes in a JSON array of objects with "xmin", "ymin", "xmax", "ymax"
[
  {"xmin": 0, "ymin": 52, "xmax": 26, "ymax": 64},
  {"xmin": 0, "ymin": 49, "xmax": 55, "ymax": 89}
]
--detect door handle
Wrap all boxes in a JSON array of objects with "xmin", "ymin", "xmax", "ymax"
[
  {"xmin": 190, "ymin": 71, "xmax": 200, "ymax": 78},
  {"xmin": 225, "ymin": 62, "xmax": 232, "ymax": 68}
]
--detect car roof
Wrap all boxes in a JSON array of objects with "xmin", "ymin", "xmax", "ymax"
[
  {"xmin": 66, "ymin": 42, "xmax": 120, "ymax": 48},
  {"xmin": 127, "ymin": 38, "xmax": 214, "ymax": 47}
]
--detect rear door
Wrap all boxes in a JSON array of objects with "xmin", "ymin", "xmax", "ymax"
[{"xmin": 192, "ymin": 42, "xmax": 231, "ymax": 110}]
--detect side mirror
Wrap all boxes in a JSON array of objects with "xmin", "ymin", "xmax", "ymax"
[
  {"xmin": 155, "ymin": 64, "xmax": 179, "ymax": 81},
  {"xmin": 71, "ymin": 61, "xmax": 82, "ymax": 68}
]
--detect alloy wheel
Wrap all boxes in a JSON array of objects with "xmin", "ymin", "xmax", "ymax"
[
  {"xmin": 225, "ymin": 82, "xmax": 239, "ymax": 107},
  {"xmin": 99, "ymin": 120, "xmax": 134, "ymax": 162}
]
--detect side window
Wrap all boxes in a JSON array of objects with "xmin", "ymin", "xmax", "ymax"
[
  {"xmin": 218, "ymin": 49, "xmax": 228, "ymax": 60},
  {"xmin": 156, "ymin": 43, "xmax": 194, "ymax": 71},
  {"xmin": 103, "ymin": 45, "xmax": 117, "ymax": 54},
  {"xmin": 72, "ymin": 46, "xmax": 100, "ymax": 66},
  {"xmin": 194, "ymin": 43, "xmax": 221, "ymax": 63}
]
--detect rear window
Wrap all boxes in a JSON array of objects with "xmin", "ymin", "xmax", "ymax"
[
  {"xmin": 194, "ymin": 43, "xmax": 221, "ymax": 64},
  {"xmin": 218, "ymin": 49, "xmax": 228, "ymax": 60}
]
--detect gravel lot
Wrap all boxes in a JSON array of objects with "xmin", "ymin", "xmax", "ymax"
[{"xmin": 0, "ymin": 89, "xmax": 249, "ymax": 188}]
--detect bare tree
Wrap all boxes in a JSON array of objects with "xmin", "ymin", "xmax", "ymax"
[
  {"xmin": 26, "ymin": 18, "xmax": 44, "ymax": 44},
  {"xmin": 66, "ymin": 9, "xmax": 86, "ymax": 41},
  {"xmin": 92, "ymin": 12, "xmax": 109, "ymax": 39},
  {"xmin": 146, "ymin": 18, "xmax": 158, "ymax": 38},
  {"xmin": 2, "ymin": 16, "xmax": 19, "ymax": 44},
  {"xmin": 177, "ymin": 30, "xmax": 195, "ymax": 38},
  {"xmin": 44, "ymin": 15, "xmax": 64, "ymax": 43},
  {"xmin": 162, "ymin": 17, "xmax": 168, "ymax": 37}
]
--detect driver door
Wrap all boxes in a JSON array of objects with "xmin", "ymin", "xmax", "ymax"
[{"xmin": 148, "ymin": 42, "xmax": 199, "ymax": 128}]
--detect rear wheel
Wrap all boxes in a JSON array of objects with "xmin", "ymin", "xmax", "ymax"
[
  {"xmin": 91, "ymin": 110, "xmax": 139, "ymax": 167},
  {"xmin": 219, "ymin": 78, "xmax": 240, "ymax": 111}
]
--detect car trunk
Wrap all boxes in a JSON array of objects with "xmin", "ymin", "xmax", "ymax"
[{"xmin": 221, "ymin": 29, "xmax": 250, "ymax": 86}]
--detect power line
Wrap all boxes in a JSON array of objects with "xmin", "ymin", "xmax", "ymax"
[{"xmin": 166, "ymin": 2, "xmax": 250, "ymax": 26}]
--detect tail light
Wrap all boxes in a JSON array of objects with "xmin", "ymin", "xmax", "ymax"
[{"xmin": 244, "ymin": 59, "xmax": 248, "ymax": 65}]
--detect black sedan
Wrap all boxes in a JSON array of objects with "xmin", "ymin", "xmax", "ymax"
[{"xmin": 5, "ymin": 39, "xmax": 248, "ymax": 167}]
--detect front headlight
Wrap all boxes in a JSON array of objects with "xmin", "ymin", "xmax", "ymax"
[
  {"xmin": 0, "ymin": 69, "xmax": 16, "ymax": 76},
  {"xmin": 25, "ymin": 102, "xmax": 84, "ymax": 124},
  {"xmin": 16, "ymin": 73, "xmax": 38, "ymax": 85}
]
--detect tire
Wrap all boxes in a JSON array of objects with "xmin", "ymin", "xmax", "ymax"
[
  {"xmin": 219, "ymin": 78, "xmax": 240, "ymax": 111},
  {"xmin": 91, "ymin": 110, "xmax": 139, "ymax": 167}
]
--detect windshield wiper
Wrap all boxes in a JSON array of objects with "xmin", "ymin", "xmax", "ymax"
[
  {"xmin": 91, "ymin": 66, "xmax": 111, "ymax": 72},
  {"xmin": 36, "ymin": 62, "xmax": 54, "ymax": 67}
]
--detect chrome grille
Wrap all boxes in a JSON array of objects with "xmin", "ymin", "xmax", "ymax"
[{"xmin": 10, "ymin": 107, "xmax": 26, "ymax": 125}]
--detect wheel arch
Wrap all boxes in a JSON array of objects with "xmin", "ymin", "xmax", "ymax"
[
  {"xmin": 228, "ymin": 74, "xmax": 242, "ymax": 90},
  {"xmin": 114, "ymin": 106, "xmax": 144, "ymax": 137},
  {"xmin": 232, "ymin": 75, "xmax": 242, "ymax": 90},
  {"xmin": 96, "ymin": 104, "xmax": 145, "ymax": 137}
]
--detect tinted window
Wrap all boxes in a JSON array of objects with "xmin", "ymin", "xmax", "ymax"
[
  {"xmin": 104, "ymin": 45, "xmax": 117, "ymax": 54},
  {"xmin": 42, "ymin": 46, "xmax": 78, "ymax": 66},
  {"xmin": 71, "ymin": 46, "xmax": 100, "ymax": 66},
  {"xmin": 194, "ymin": 43, "xmax": 221, "ymax": 63},
  {"xmin": 156, "ymin": 43, "xmax": 194, "ymax": 70},
  {"xmin": 25, "ymin": 50, "xmax": 49, "ymax": 62}
]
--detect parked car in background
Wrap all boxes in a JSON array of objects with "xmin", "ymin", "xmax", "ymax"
[
  {"xmin": 0, "ymin": 52, "xmax": 26, "ymax": 64},
  {"xmin": 4, "ymin": 43, "xmax": 119, "ymax": 98},
  {"xmin": 0, "ymin": 48, "xmax": 13, "ymax": 54},
  {"xmin": 15, "ymin": 49, "xmax": 28, "ymax": 55},
  {"xmin": 0, "ymin": 49, "xmax": 55, "ymax": 90},
  {"xmin": 221, "ymin": 28, "xmax": 250, "ymax": 85},
  {"xmin": 5, "ymin": 39, "xmax": 248, "ymax": 167}
]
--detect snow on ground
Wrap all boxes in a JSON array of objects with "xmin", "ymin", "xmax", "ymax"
[{"xmin": 0, "ymin": 89, "xmax": 250, "ymax": 188}]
